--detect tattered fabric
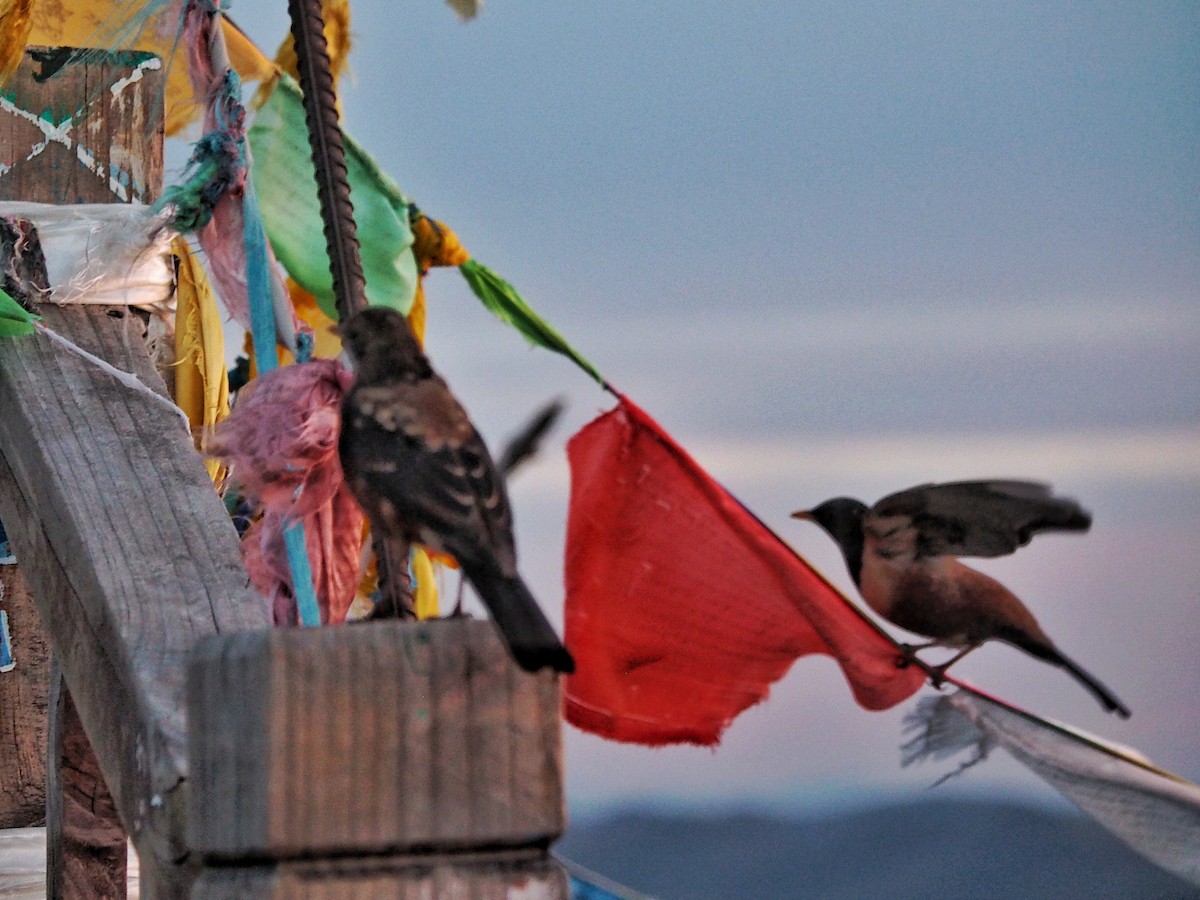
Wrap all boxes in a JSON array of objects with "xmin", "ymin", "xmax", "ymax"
[
  {"xmin": 206, "ymin": 359, "xmax": 362, "ymax": 625},
  {"xmin": 905, "ymin": 689, "xmax": 1200, "ymax": 887},
  {"xmin": 563, "ymin": 395, "xmax": 924, "ymax": 746}
]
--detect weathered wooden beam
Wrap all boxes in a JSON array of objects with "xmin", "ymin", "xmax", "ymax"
[
  {"xmin": 0, "ymin": 47, "xmax": 272, "ymax": 897},
  {"xmin": 188, "ymin": 619, "xmax": 568, "ymax": 896},
  {"xmin": 0, "ymin": 304, "xmax": 271, "ymax": 896}
]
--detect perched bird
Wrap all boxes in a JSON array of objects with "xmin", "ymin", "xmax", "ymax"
[
  {"xmin": 336, "ymin": 306, "xmax": 574, "ymax": 674},
  {"xmin": 793, "ymin": 481, "xmax": 1130, "ymax": 718}
]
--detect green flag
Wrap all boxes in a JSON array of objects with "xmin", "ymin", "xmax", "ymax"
[
  {"xmin": 459, "ymin": 259, "xmax": 603, "ymax": 385},
  {"xmin": 0, "ymin": 288, "xmax": 39, "ymax": 338},
  {"xmin": 248, "ymin": 74, "xmax": 419, "ymax": 320}
]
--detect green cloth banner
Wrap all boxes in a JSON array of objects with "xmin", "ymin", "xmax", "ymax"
[
  {"xmin": 459, "ymin": 259, "xmax": 604, "ymax": 385},
  {"xmin": 0, "ymin": 288, "xmax": 38, "ymax": 338},
  {"xmin": 250, "ymin": 76, "xmax": 601, "ymax": 386},
  {"xmin": 248, "ymin": 74, "xmax": 419, "ymax": 320}
]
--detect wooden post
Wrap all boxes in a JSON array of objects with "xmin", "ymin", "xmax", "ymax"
[
  {"xmin": 188, "ymin": 619, "xmax": 570, "ymax": 897},
  {"xmin": 0, "ymin": 45, "xmax": 163, "ymax": 898},
  {"xmin": 0, "ymin": 47, "xmax": 272, "ymax": 897},
  {"xmin": 0, "ymin": 563, "xmax": 49, "ymax": 828},
  {"xmin": 46, "ymin": 664, "xmax": 127, "ymax": 898}
]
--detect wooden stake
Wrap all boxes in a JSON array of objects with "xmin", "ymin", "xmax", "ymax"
[
  {"xmin": 46, "ymin": 664, "xmax": 127, "ymax": 899},
  {"xmin": 188, "ymin": 619, "xmax": 569, "ymax": 896},
  {"xmin": 0, "ymin": 564, "xmax": 49, "ymax": 829}
]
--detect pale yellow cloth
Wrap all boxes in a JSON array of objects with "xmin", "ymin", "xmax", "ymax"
[{"xmin": 172, "ymin": 237, "xmax": 230, "ymax": 481}]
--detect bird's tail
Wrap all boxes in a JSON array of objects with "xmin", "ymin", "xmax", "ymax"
[
  {"xmin": 1002, "ymin": 629, "xmax": 1130, "ymax": 719},
  {"xmin": 465, "ymin": 568, "xmax": 575, "ymax": 674}
]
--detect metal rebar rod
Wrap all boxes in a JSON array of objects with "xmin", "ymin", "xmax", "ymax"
[{"xmin": 286, "ymin": 0, "xmax": 367, "ymax": 322}]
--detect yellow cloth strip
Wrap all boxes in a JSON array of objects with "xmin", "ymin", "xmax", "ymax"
[
  {"xmin": 0, "ymin": 0, "xmax": 36, "ymax": 87},
  {"xmin": 412, "ymin": 546, "xmax": 439, "ymax": 620},
  {"xmin": 172, "ymin": 236, "xmax": 230, "ymax": 483},
  {"xmin": 408, "ymin": 213, "xmax": 470, "ymax": 345}
]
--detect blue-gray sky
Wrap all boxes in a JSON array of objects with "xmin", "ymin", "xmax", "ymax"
[{"xmin": 226, "ymin": 3, "xmax": 1199, "ymax": 817}]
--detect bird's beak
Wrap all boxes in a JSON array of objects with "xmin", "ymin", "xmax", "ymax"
[{"xmin": 790, "ymin": 509, "xmax": 814, "ymax": 521}]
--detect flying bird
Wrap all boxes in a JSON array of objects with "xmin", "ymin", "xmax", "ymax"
[
  {"xmin": 793, "ymin": 480, "xmax": 1130, "ymax": 718},
  {"xmin": 336, "ymin": 306, "xmax": 574, "ymax": 674}
]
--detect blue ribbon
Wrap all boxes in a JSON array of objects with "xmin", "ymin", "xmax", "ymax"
[{"xmin": 237, "ymin": 79, "xmax": 322, "ymax": 628}]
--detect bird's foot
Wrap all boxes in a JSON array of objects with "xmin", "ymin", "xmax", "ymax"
[
  {"xmin": 895, "ymin": 643, "xmax": 925, "ymax": 671},
  {"xmin": 894, "ymin": 644, "xmax": 952, "ymax": 688},
  {"xmin": 362, "ymin": 590, "xmax": 416, "ymax": 622}
]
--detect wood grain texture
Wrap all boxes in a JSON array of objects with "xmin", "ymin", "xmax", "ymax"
[
  {"xmin": 0, "ymin": 565, "xmax": 49, "ymax": 828},
  {"xmin": 46, "ymin": 667, "xmax": 127, "ymax": 900},
  {"xmin": 188, "ymin": 618, "xmax": 565, "ymax": 860},
  {"xmin": 192, "ymin": 848, "xmax": 569, "ymax": 899}
]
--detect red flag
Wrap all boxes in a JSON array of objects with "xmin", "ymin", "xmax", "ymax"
[{"xmin": 563, "ymin": 395, "xmax": 924, "ymax": 746}]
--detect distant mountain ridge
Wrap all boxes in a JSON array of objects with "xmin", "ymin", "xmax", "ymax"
[{"xmin": 557, "ymin": 797, "xmax": 1199, "ymax": 899}]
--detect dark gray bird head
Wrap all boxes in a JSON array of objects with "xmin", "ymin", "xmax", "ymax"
[
  {"xmin": 792, "ymin": 497, "xmax": 869, "ymax": 584},
  {"xmin": 335, "ymin": 307, "xmax": 431, "ymax": 381}
]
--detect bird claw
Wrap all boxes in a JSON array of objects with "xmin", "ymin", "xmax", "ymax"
[
  {"xmin": 895, "ymin": 643, "xmax": 922, "ymax": 670},
  {"xmin": 894, "ymin": 644, "xmax": 950, "ymax": 688}
]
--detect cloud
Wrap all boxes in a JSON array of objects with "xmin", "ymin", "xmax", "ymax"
[{"xmin": 513, "ymin": 426, "xmax": 1200, "ymax": 502}]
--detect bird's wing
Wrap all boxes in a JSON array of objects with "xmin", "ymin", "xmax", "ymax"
[
  {"xmin": 343, "ymin": 378, "xmax": 518, "ymax": 574},
  {"xmin": 869, "ymin": 480, "xmax": 1091, "ymax": 559},
  {"xmin": 497, "ymin": 397, "xmax": 565, "ymax": 477}
]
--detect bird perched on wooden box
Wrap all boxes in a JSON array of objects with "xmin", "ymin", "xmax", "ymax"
[
  {"xmin": 793, "ymin": 480, "xmax": 1130, "ymax": 718},
  {"xmin": 336, "ymin": 306, "xmax": 574, "ymax": 674}
]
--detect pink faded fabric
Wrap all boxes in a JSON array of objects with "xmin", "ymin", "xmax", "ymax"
[
  {"xmin": 208, "ymin": 359, "xmax": 363, "ymax": 624},
  {"xmin": 181, "ymin": 3, "xmax": 300, "ymax": 343}
]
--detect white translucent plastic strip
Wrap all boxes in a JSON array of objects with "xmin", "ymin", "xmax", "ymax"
[{"xmin": 0, "ymin": 201, "xmax": 175, "ymax": 308}]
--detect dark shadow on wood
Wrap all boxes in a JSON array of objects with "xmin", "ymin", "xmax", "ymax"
[
  {"xmin": 0, "ymin": 564, "xmax": 49, "ymax": 829},
  {"xmin": 47, "ymin": 664, "xmax": 127, "ymax": 900}
]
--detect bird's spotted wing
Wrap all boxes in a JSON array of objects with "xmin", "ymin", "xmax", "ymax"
[
  {"xmin": 341, "ymin": 377, "xmax": 517, "ymax": 575},
  {"xmin": 870, "ymin": 480, "xmax": 1091, "ymax": 559}
]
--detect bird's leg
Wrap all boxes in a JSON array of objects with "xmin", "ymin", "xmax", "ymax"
[
  {"xmin": 894, "ymin": 641, "xmax": 938, "ymax": 669},
  {"xmin": 449, "ymin": 574, "xmax": 466, "ymax": 618},
  {"xmin": 370, "ymin": 533, "xmax": 416, "ymax": 620},
  {"xmin": 925, "ymin": 643, "xmax": 980, "ymax": 687}
]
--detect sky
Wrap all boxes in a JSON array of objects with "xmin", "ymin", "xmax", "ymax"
[{"xmin": 221, "ymin": 2, "xmax": 1200, "ymax": 819}]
